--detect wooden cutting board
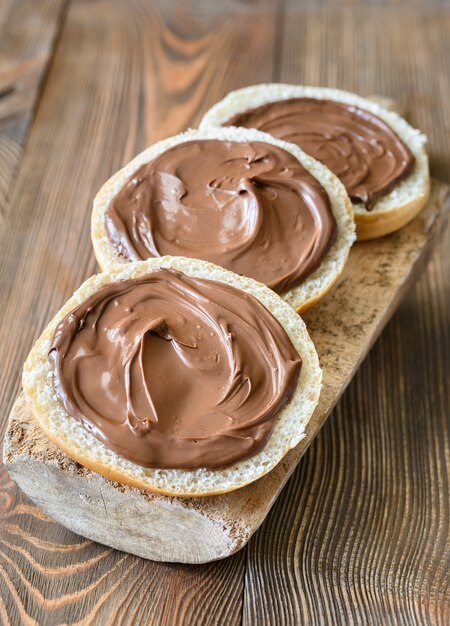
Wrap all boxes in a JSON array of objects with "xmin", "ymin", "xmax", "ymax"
[{"xmin": 4, "ymin": 179, "xmax": 449, "ymax": 564}]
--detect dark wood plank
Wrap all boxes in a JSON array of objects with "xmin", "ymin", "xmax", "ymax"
[
  {"xmin": 0, "ymin": 0, "xmax": 68, "ymax": 224},
  {"xmin": 0, "ymin": 0, "xmax": 282, "ymax": 623},
  {"xmin": 243, "ymin": 2, "xmax": 450, "ymax": 624}
]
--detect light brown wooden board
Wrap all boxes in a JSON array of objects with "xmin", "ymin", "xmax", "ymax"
[
  {"xmin": 5, "ymin": 179, "xmax": 449, "ymax": 563},
  {"xmin": 1, "ymin": 0, "xmax": 450, "ymax": 623}
]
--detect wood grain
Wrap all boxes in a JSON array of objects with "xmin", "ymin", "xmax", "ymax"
[
  {"xmin": 0, "ymin": 0, "xmax": 282, "ymax": 624},
  {"xmin": 243, "ymin": 1, "xmax": 450, "ymax": 624},
  {"xmin": 0, "ymin": 0, "xmax": 449, "ymax": 624},
  {"xmin": 1, "ymin": 455, "xmax": 245, "ymax": 625},
  {"xmin": 0, "ymin": 0, "xmax": 67, "ymax": 225}
]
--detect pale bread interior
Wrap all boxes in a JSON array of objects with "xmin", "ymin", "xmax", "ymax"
[
  {"xmin": 91, "ymin": 126, "xmax": 355, "ymax": 313},
  {"xmin": 22, "ymin": 256, "xmax": 322, "ymax": 497},
  {"xmin": 199, "ymin": 84, "xmax": 430, "ymax": 239}
]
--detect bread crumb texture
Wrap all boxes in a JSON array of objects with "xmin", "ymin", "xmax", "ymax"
[
  {"xmin": 23, "ymin": 256, "xmax": 322, "ymax": 496},
  {"xmin": 200, "ymin": 84, "xmax": 430, "ymax": 236},
  {"xmin": 91, "ymin": 125, "xmax": 355, "ymax": 312}
]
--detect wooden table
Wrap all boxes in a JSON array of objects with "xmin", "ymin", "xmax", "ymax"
[{"xmin": 0, "ymin": 1, "xmax": 448, "ymax": 624}]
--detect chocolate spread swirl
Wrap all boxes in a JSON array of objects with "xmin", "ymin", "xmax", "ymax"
[
  {"xmin": 105, "ymin": 140, "xmax": 337, "ymax": 294},
  {"xmin": 226, "ymin": 98, "xmax": 415, "ymax": 209},
  {"xmin": 48, "ymin": 269, "xmax": 302, "ymax": 470}
]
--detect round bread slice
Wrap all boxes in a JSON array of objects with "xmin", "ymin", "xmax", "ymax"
[
  {"xmin": 22, "ymin": 256, "xmax": 322, "ymax": 498},
  {"xmin": 91, "ymin": 126, "xmax": 355, "ymax": 313},
  {"xmin": 199, "ymin": 84, "xmax": 430, "ymax": 240}
]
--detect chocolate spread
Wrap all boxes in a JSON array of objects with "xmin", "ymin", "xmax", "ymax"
[
  {"xmin": 226, "ymin": 98, "xmax": 415, "ymax": 209},
  {"xmin": 48, "ymin": 269, "xmax": 302, "ymax": 470},
  {"xmin": 105, "ymin": 140, "xmax": 337, "ymax": 294}
]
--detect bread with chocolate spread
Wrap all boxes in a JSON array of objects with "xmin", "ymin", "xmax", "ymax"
[
  {"xmin": 200, "ymin": 84, "xmax": 430, "ymax": 240},
  {"xmin": 22, "ymin": 256, "xmax": 322, "ymax": 497},
  {"xmin": 91, "ymin": 126, "xmax": 355, "ymax": 313}
]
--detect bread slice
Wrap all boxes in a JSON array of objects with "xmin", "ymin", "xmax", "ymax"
[
  {"xmin": 199, "ymin": 84, "xmax": 430, "ymax": 240},
  {"xmin": 22, "ymin": 256, "xmax": 322, "ymax": 498},
  {"xmin": 91, "ymin": 126, "xmax": 355, "ymax": 313}
]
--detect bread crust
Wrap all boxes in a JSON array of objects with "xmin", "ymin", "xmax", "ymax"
[
  {"xmin": 354, "ymin": 180, "xmax": 430, "ymax": 240},
  {"xmin": 199, "ymin": 84, "xmax": 430, "ymax": 241},
  {"xmin": 22, "ymin": 256, "xmax": 322, "ymax": 497},
  {"xmin": 91, "ymin": 126, "xmax": 355, "ymax": 313},
  {"xmin": 27, "ymin": 406, "xmax": 289, "ymax": 498}
]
